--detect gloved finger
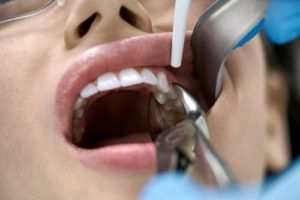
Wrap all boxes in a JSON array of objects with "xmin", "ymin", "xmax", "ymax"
[
  {"xmin": 139, "ymin": 172, "xmax": 202, "ymax": 200},
  {"xmin": 139, "ymin": 172, "xmax": 259, "ymax": 200},
  {"xmin": 265, "ymin": 0, "xmax": 300, "ymax": 44}
]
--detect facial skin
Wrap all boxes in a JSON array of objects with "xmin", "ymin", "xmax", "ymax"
[{"xmin": 0, "ymin": 0, "xmax": 290, "ymax": 199}]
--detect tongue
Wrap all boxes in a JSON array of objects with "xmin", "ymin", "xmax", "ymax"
[{"xmin": 89, "ymin": 132, "xmax": 153, "ymax": 149}]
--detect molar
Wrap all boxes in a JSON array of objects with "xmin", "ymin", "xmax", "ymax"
[
  {"xmin": 75, "ymin": 108, "xmax": 84, "ymax": 118},
  {"xmin": 163, "ymin": 101, "xmax": 175, "ymax": 111},
  {"xmin": 74, "ymin": 97, "xmax": 85, "ymax": 110},
  {"xmin": 72, "ymin": 126, "xmax": 84, "ymax": 144},
  {"xmin": 72, "ymin": 119, "xmax": 80, "ymax": 128},
  {"xmin": 167, "ymin": 87, "xmax": 178, "ymax": 99},
  {"xmin": 155, "ymin": 92, "xmax": 167, "ymax": 104}
]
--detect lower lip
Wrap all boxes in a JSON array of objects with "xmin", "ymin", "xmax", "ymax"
[{"xmin": 72, "ymin": 142, "xmax": 157, "ymax": 172}]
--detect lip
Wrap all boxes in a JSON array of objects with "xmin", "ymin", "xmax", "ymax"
[{"xmin": 56, "ymin": 32, "xmax": 194, "ymax": 172}]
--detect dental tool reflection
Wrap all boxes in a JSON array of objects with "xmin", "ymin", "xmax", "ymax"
[{"xmin": 171, "ymin": 0, "xmax": 191, "ymax": 68}]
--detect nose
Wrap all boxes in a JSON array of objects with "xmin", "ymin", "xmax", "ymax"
[{"xmin": 64, "ymin": 0, "xmax": 153, "ymax": 48}]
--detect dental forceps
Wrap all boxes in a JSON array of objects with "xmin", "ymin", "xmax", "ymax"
[
  {"xmin": 148, "ymin": 84, "xmax": 234, "ymax": 187},
  {"xmin": 191, "ymin": 0, "xmax": 270, "ymax": 108}
]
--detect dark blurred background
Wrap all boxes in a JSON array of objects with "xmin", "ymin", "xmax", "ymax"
[{"xmin": 263, "ymin": 34, "xmax": 300, "ymax": 159}]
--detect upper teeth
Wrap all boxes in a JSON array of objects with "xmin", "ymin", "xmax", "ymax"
[
  {"xmin": 97, "ymin": 72, "xmax": 121, "ymax": 92},
  {"xmin": 141, "ymin": 68, "xmax": 158, "ymax": 85},
  {"xmin": 157, "ymin": 72, "xmax": 169, "ymax": 93},
  {"xmin": 80, "ymin": 68, "xmax": 170, "ymax": 99},
  {"xmin": 119, "ymin": 68, "xmax": 143, "ymax": 87},
  {"xmin": 72, "ymin": 67, "xmax": 176, "ymax": 144},
  {"xmin": 80, "ymin": 83, "xmax": 98, "ymax": 98}
]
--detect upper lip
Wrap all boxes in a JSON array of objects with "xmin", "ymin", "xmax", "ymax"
[{"xmin": 56, "ymin": 32, "xmax": 194, "ymax": 143}]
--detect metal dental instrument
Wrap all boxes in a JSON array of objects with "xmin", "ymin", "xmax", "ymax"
[
  {"xmin": 192, "ymin": 0, "xmax": 270, "ymax": 108},
  {"xmin": 171, "ymin": 0, "xmax": 191, "ymax": 68},
  {"xmin": 148, "ymin": 84, "xmax": 234, "ymax": 187}
]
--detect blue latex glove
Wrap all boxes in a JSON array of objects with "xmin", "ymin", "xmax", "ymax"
[
  {"xmin": 235, "ymin": 0, "xmax": 300, "ymax": 47},
  {"xmin": 139, "ymin": 158, "xmax": 300, "ymax": 200},
  {"xmin": 265, "ymin": 0, "xmax": 300, "ymax": 44}
]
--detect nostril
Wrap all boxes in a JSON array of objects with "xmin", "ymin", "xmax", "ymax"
[
  {"xmin": 77, "ymin": 13, "xmax": 101, "ymax": 38},
  {"xmin": 120, "ymin": 6, "xmax": 151, "ymax": 33},
  {"xmin": 120, "ymin": 6, "xmax": 137, "ymax": 27}
]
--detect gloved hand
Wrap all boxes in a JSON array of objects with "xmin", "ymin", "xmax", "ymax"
[
  {"xmin": 265, "ymin": 0, "xmax": 300, "ymax": 44},
  {"xmin": 139, "ymin": 158, "xmax": 300, "ymax": 200},
  {"xmin": 139, "ymin": 172, "xmax": 259, "ymax": 200},
  {"xmin": 235, "ymin": 0, "xmax": 300, "ymax": 48}
]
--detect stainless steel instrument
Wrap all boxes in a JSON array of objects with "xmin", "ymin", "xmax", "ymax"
[
  {"xmin": 148, "ymin": 84, "xmax": 234, "ymax": 187},
  {"xmin": 192, "ymin": 0, "xmax": 270, "ymax": 108}
]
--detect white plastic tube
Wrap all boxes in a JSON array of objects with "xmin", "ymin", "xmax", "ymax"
[
  {"xmin": 171, "ymin": 0, "xmax": 191, "ymax": 68},
  {"xmin": 57, "ymin": 0, "xmax": 66, "ymax": 6}
]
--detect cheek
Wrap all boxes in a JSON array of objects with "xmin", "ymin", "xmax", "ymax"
[
  {"xmin": 0, "ymin": 8, "xmax": 69, "ymax": 190},
  {"xmin": 206, "ymin": 38, "xmax": 268, "ymax": 182}
]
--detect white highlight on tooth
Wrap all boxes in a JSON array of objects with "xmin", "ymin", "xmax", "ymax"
[
  {"xmin": 119, "ymin": 68, "xmax": 143, "ymax": 87},
  {"xmin": 141, "ymin": 68, "xmax": 158, "ymax": 85},
  {"xmin": 74, "ymin": 97, "xmax": 84, "ymax": 110},
  {"xmin": 80, "ymin": 83, "xmax": 98, "ymax": 98},
  {"xmin": 157, "ymin": 72, "xmax": 169, "ymax": 93},
  {"xmin": 155, "ymin": 92, "xmax": 167, "ymax": 104},
  {"xmin": 97, "ymin": 73, "xmax": 121, "ymax": 91}
]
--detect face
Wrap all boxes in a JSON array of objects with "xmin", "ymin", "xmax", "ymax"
[{"xmin": 0, "ymin": 0, "xmax": 289, "ymax": 199}]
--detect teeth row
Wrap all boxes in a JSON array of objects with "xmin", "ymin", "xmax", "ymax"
[
  {"xmin": 80, "ymin": 68, "xmax": 171, "ymax": 99},
  {"xmin": 71, "ymin": 68, "xmax": 179, "ymax": 144}
]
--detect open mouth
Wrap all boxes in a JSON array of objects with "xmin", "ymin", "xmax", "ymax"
[
  {"xmin": 73, "ymin": 68, "xmax": 179, "ymax": 148},
  {"xmin": 56, "ymin": 33, "xmax": 202, "ymax": 172}
]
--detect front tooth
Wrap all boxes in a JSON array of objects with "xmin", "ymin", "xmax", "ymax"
[
  {"xmin": 80, "ymin": 83, "xmax": 98, "ymax": 98},
  {"xmin": 157, "ymin": 72, "xmax": 169, "ymax": 93},
  {"xmin": 141, "ymin": 68, "xmax": 157, "ymax": 85},
  {"xmin": 97, "ymin": 72, "xmax": 121, "ymax": 91},
  {"xmin": 119, "ymin": 68, "xmax": 143, "ymax": 87},
  {"xmin": 155, "ymin": 92, "xmax": 167, "ymax": 104}
]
